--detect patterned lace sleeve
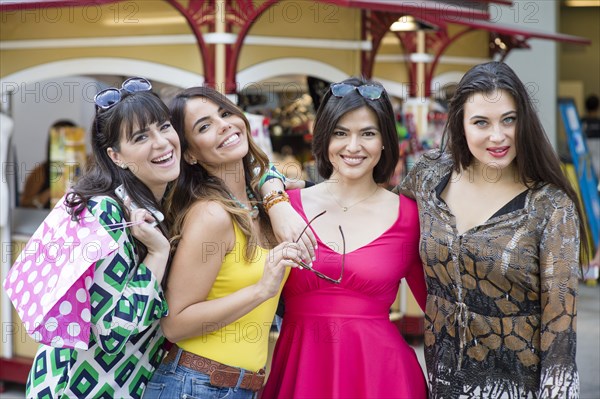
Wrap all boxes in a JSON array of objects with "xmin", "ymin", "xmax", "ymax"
[
  {"xmin": 396, "ymin": 151, "xmax": 439, "ymax": 198},
  {"xmin": 538, "ymin": 193, "xmax": 580, "ymax": 398},
  {"xmin": 87, "ymin": 196, "xmax": 169, "ymax": 354},
  {"xmin": 395, "ymin": 161, "xmax": 420, "ymax": 198}
]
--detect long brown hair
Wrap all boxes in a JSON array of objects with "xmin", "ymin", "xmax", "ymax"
[
  {"xmin": 166, "ymin": 86, "xmax": 274, "ymax": 260},
  {"xmin": 439, "ymin": 61, "xmax": 589, "ymax": 264}
]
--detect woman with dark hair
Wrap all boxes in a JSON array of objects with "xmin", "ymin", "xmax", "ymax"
[
  {"xmin": 399, "ymin": 61, "xmax": 586, "ymax": 398},
  {"xmin": 143, "ymin": 86, "xmax": 303, "ymax": 399},
  {"xmin": 262, "ymin": 77, "xmax": 427, "ymax": 398},
  {"xmin": 26, "ymin": 79, "xmax": 180, "ymax": 398}
]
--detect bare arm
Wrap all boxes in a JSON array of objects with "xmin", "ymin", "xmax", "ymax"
[
  {"xmin": 161, "ymin": 201, "xmax": 301, "ymax": 343},
  {"xmin": 261, "ymin": 178, "xmax": 317, "ymax": 263}
]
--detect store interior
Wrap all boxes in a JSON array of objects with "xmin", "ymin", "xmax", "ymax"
[{"xmin": 7, "ymin": 71, "xmax": 451, "ymax": 211}]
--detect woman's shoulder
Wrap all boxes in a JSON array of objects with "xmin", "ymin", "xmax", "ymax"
[
  {"xmin": 287, "ymin": 187, "xmax": 306, "ymax": 213},
  {"xmin": 398, "ymin": 192, "xmax": 417, "ymax": 207},
  {"xmin": 89, "ymin": 194, "xmax": 119, "ymax": 207},
  {"xmin": 530, "ymin": 183, "xmax": 574, "ymax": 210},
  {"xmin": 286, "ymin": 188, "xmax": 302, "ymax": 199},
  {"xmin": 187, "ymin": 199, "xmax": 232, "ymax": 224},
  {"xmin": 88, "ymin": 195, "xmax": 123, "ymax": 220},
  {"xmin": 398, "ymin": 193, "xmax": 419, "ymax": 220},
  {"xmin": 402, "ymin": 150, "xmax": 453, "ymax": 191},
  {"xmin": 179, "ymin": 200, "xmax": 234, "ymax": 242},
  {"xmin": 406, "ymin": 149, "xmax": 451, "ymax": 175},
  {"xmin": 292, "ymin": 184, "xmax": 319, "ymax": 202}
]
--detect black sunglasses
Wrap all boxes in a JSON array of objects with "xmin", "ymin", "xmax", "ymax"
[
  {"xmin": 94, "ymin": 77, "xmax": 152, "ymax": 110},
  {"xmin": 330, "ymin": 83, "xmax": 384, "ymax": 100},
  {"xmin": 295, "ymin": 210, "xmax": 345, "ymax": 284}
]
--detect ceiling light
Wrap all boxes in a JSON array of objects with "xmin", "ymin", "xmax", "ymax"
[
  {"xmin": 564, "ymin": 0, "xmax": 600, "ymax": 6},
  {"xmin": 103, "ymin": 16, "xmax": 186, "ymax": 26},
  {"xmin": 390, "ymin": 16, "xmax": 419, "ymax": 32},
  {"xmin": 390, "ymin": 16, "xmax": 437, "ymax": 32}
]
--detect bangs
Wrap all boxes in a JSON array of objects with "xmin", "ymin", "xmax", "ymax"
[{"xmin": 115, "ymin": 92, "xmax": 170, "ymax": 140}]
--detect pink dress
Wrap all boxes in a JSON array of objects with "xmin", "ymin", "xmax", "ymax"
[{"xmin": 262, "ymin": 190, "xmax": 428, "ymax": 399}]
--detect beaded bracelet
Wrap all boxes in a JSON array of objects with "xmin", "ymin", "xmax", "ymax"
[
  {"xmin": 263, "ymin": 190, "xmax": 288, "ymax": 204},
  {"xmin": 264, "ymin": 190, "xmax": 290, "ymax": 213},
  {"xmin": 265, "ymin": 195, "xmax": 290, "ymax": 213}
]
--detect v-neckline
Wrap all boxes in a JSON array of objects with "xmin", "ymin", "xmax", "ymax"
[
  {"xmin": 296, "ymin": 190, "xmax": 402, "ymax": 255},
  {"xmin": 435, "ymin": 172, "xmax": 530, "ymax": 235}
]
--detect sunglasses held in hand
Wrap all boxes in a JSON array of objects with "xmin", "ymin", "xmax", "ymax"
[{"xmin": 294, "ymin": 210, "xmax": 345, "ymax": 284}]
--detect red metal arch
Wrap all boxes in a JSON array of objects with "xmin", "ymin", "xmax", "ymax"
[
  {"xmin": 0, "ymin": 0, "xmax": 591, "ymax": 97},
  {"xmin": 224, "ymin": 0, "xmax": 279, "ymax": 93},
  {"xmin": 165, "ymin": 0, "xmax": 216, "ymax": 88}
]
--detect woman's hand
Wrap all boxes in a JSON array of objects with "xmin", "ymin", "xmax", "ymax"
[
  {"xmin": 258, "ymin": 241, "xmax": 303, "ymax": 299},
  {"xmin": 268, "ymin": 201, "xmax": 317, "ymax": 265},
  {"xmin": 128, "ymin": 208, "xmax": 169, "ymax": 250},
  {"xmin": 128, "ymin": 206, "xmax": 170, "ymax": 281},
  {"xmin": 260, "ymin": 177, "xmax": 317, "ymax": 264}
]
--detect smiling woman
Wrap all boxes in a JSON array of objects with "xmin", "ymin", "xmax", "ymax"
[
  {"xmin": 399, "ymin": 61, "xmax": 588, "ymax": 399},
  {"xmin": 107, "ymin": 119, "xmax": 179, "ymax": 200},
  {"xmin": 263, "ymin": 77, "xmax": 427, "ymax": 399},
  {"xmin": 24, "ymin": 81, "xmax": 180, "ymax": 398},
  {"xmin": 142, "ymin": 86, "xmax": 304, "ymax": 399},
  {"xmin": 463, "ymin": 90, "xmax": 518, "ymax": 171}
]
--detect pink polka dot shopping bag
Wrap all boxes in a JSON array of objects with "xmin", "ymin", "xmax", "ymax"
[{"xmin": 3, "ymin": 196, "xmax": 118, "ymax": 349}]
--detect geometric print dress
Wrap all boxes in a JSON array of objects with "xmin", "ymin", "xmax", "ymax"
[
  {"xmin": 25, "ymin": 196, "xmax": 169, "ymax": 399},
  {"xmin": 399, "ymin": 151, "xmax": 580, "ymax": 399}
]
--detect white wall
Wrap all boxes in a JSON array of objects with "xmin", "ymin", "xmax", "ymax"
[
  {"xmin": 8, "ymin": 76, "xmax": 98, "ymax": 193},
  {"xmin": 496, "ymin": 0, "xmax": 558, "ymax": 147}
]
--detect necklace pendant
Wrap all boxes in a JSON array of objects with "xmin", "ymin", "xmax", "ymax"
[
  {"xmin": 342, "ymin": 207, "xmax": 348, "ymax": 212},
  {"xmin": 250, "ymin": 209, "xmax": 259, "ymax": 219}
]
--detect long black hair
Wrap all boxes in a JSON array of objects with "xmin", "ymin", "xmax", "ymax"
[{"xmin": 439, "ymin": 61, "xmax": 589, "ymax": 264}]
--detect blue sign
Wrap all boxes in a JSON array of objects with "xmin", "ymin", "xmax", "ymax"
[{"xmin": 558, "ymin": 98, "xmax": 600, "ymax": 245}]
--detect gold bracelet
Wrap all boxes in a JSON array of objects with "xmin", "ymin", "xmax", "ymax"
[
  {"xmin": 264, "ymin": 195, "xmax": 290, "ymax": 213},
  {"xmin": 263, "ymin": 191, "xmax": 288, "ymax": 205},
  {"xmin": 263, "ymin": 190, "xmax": 287, "ymax": 204}
]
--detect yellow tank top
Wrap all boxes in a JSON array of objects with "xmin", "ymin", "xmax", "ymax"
[{"xmin": 178, "ymin": 222, "xmax": 288, "ymax": 372}]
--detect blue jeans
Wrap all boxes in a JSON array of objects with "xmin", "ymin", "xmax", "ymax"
[{"xmin": 143, "ymin": 347, "xmax": 257, "ymax": 399}]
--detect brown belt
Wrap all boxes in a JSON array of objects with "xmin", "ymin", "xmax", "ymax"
[{"xmin": 163, "ymin": 346, "xmax": 265, "ymax": 392}]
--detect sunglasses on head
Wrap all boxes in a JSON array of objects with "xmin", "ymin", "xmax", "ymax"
[
  {"xmin": 94, "ymin": 77, "xmax": 152, "ymax": 110},
  {"xmin": 330, "ymin": 83, "xmax": 384, "ymax": 100}
]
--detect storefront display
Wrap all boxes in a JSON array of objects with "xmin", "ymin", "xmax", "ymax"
[{"xmin": 49, "ymin": 126, "xmax": 86, "ymax": 207}]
